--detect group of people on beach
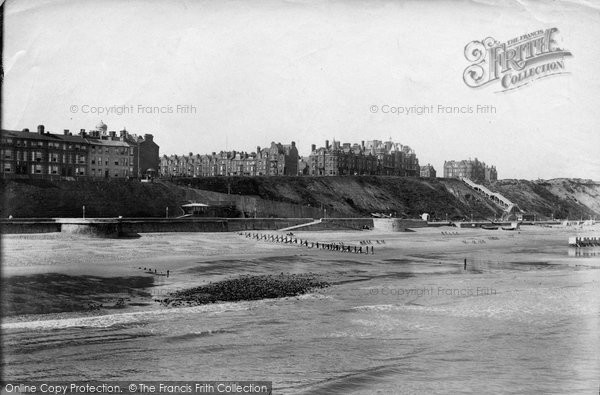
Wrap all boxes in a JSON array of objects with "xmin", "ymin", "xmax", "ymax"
[
  {"xmin": 239, "ymin": 232, "xmax": 376, "ymax": 254},
  {"xmin": 462, "ymin": 239, "xmax": 487, "ymax": 244},
  {"xmin": 138, "ymin": 266, "xmax": 170, "ymax": 277}
]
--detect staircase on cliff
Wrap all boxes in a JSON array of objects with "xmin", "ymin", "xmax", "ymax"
[{"xmin": 461, "ymin": 177, "xmax": 522, "ymax": 217}]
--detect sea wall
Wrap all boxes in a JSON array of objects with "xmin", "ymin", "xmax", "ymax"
[
  {"xmin": 0, "ymin": 219, "xmax": 61, "ymax": 234},
  {"xmin": 288, "ymin": 218, "xmax": 374, "ymax": 231},
  {"xmin": 0, "ymin": 218, "xmax": 315, "ymax": 236},
  {"xmin": 372, "ymin": 218, "xmax": 428, "ymax": 232}
]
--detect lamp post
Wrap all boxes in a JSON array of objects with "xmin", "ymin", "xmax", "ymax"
[
  {"xmin": 166, "ymin": 207, "xmax": 169, "ymax": 218},
  {"xmin": 83, "ymin": 205, "xmax": 85, "ymax": 219}
]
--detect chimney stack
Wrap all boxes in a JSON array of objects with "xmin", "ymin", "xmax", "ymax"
[
  {"xmin": 144, "ymin": 134, "xmax": 153, "ymax": 142},
  {"xmin": 311, "ymin": 144, "xmax": 316, "ymax": 152},
  {"xmin": 37, "ymin": 125, "xmax": 45, "ymax": 134},
  {"xmin": 22, "ymin": 128, "xmax": 29, "ymax": 133},
  {"xmin": 325, "ymin": 140, "xmax": 330, "ymax": 149},
  {"xmin": 64, "ymin": 129, "xmax": 69, "ymax": 135}
]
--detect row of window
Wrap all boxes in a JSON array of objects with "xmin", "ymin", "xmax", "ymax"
[
  {"xmin": 2, "ymin": 163, "xmax": 85, "ymax": 175},
  {"xmin": 3, "ymin": 140, "xmax": 86, "ymax": 150},
  {"xmin": 90, "ymin": 157, "xmax": 130, "ymax": 166},
  {"xmin": 90, "ymin": 146, "xmax": 133, "ymax": 155},
  {"xmin": 2, "ymin": 149, "xmax": 87, "ymax": 163},
  {"xmin": 89, "ymin": 168, "xmax": 133, "ymax": 177},
  {"xmin": 1, "ymin": 138, "xmax": 135, "ymax": 156}
]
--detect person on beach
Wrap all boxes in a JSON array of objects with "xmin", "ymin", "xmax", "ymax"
[{"xmin": 167, "ymin": 270, "xmax": 170, "ymax": 278}]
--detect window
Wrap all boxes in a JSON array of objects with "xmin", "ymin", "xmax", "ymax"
[
  {"xmin": 115, "ymin": 161, "xmax": 119, "ymax": 166},
  {"xmin": 2, "ymin": 149, "xmax": 12, "ymax": 159},
  {"xmin": 49, "ymin": 165, "xmax": 58, "ymax": 174},
  {"xmin": 3, "ymin": 163, "xmax": 12, "ymax": 173}
]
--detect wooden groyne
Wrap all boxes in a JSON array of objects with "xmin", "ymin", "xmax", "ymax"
[{"xmin": 568, "ymin": 236, "xmax": 600, "ymax": 247}]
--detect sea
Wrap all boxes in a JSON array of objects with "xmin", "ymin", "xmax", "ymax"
[{"xmin": 2, "ymin": 247, "xmax": 600, "ymax": 394}]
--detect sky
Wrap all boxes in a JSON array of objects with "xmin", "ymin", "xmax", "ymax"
[{"xmin": 3, "ymin": 0, "xmax": 600, "ymax": 180}]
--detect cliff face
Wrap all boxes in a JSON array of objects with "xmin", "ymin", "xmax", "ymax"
[
  {"xmin": 166, "ymin": 176, "xmax": 600, "ymax": 220},
  {"xmin": 2, "ymin": 177, "xmax": 599, "ymax": 220},
  {"xmin": 1, "ymin": 179, "xmax": 185, "ymax": 218},
  {"xmin": 490, "ymin": 179, "xmax": 600, "ymax": 219}
]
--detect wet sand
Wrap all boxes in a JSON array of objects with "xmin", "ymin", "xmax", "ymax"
[{"xmin": 2, "ymin": 225, "xmax": 599, "ymax": 322}]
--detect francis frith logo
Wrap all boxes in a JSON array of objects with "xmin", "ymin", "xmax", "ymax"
[{"xmin": 463, "ymin": 28, "xmax": 572, "ymax": 91}]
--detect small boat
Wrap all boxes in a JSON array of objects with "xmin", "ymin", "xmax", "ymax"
[
  {"xmin": 502, "ymin": 222, "xmax": 520, "ymax": 231},
  {"xmin": 481, "ymin": 225, "xmax": 498, "ymax": 230}
]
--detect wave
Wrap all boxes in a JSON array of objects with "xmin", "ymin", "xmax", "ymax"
[{"xmin": 2, "ymin": 301, "xmax": 254, "ymax": 331}]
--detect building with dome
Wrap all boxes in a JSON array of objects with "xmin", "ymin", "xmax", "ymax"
[{"xmin": 0, "ymin": 122, "xmax": 160, "ymax": 180}]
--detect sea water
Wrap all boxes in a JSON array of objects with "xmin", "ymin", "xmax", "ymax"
[{"xmin": 2, "ymin": 257, "xmax": 599, "ymax": 394}]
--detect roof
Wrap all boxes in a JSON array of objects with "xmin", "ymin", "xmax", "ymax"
[
  {"xmin": 1, "ymin": 129, "xmax": 87, "ymax": 143},
  {"xmin": 86, "ymin": 138, "xmax": 131, "ymax": 147}
]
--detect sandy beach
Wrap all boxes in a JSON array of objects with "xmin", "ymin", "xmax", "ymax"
[
  {"xmin": 2, "ymin": 225, "xmax": 599, "ymax": 320},
  {"xmin": 2, "ymin": 225, "xmax": 600, "ymax": 393}
]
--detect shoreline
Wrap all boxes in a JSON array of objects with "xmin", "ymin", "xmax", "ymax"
[{"xmin": 2, "ymin": 226, "xmax": 600, "ymax": 324}]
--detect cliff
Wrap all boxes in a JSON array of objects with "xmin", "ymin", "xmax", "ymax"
[{"xmin": 3, "ymin": 176, "xmax": 597, "ymax": 220}]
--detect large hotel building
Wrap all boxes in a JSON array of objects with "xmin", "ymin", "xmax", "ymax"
[
  {"xmin": 443, "ymin": 158, "xmax": 497, "ymax": 182},
  {"xmin": 307, "ymin": 139, "xmax": 420, "ymax": 177},
  {"xmin": 1, "ymin": 122, "xmax": 159, "ymax": 179}
]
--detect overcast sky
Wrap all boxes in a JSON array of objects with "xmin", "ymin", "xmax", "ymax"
[{"xmin": 3, "ymin": 0, "xmax": 600, "ymax": 180}]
